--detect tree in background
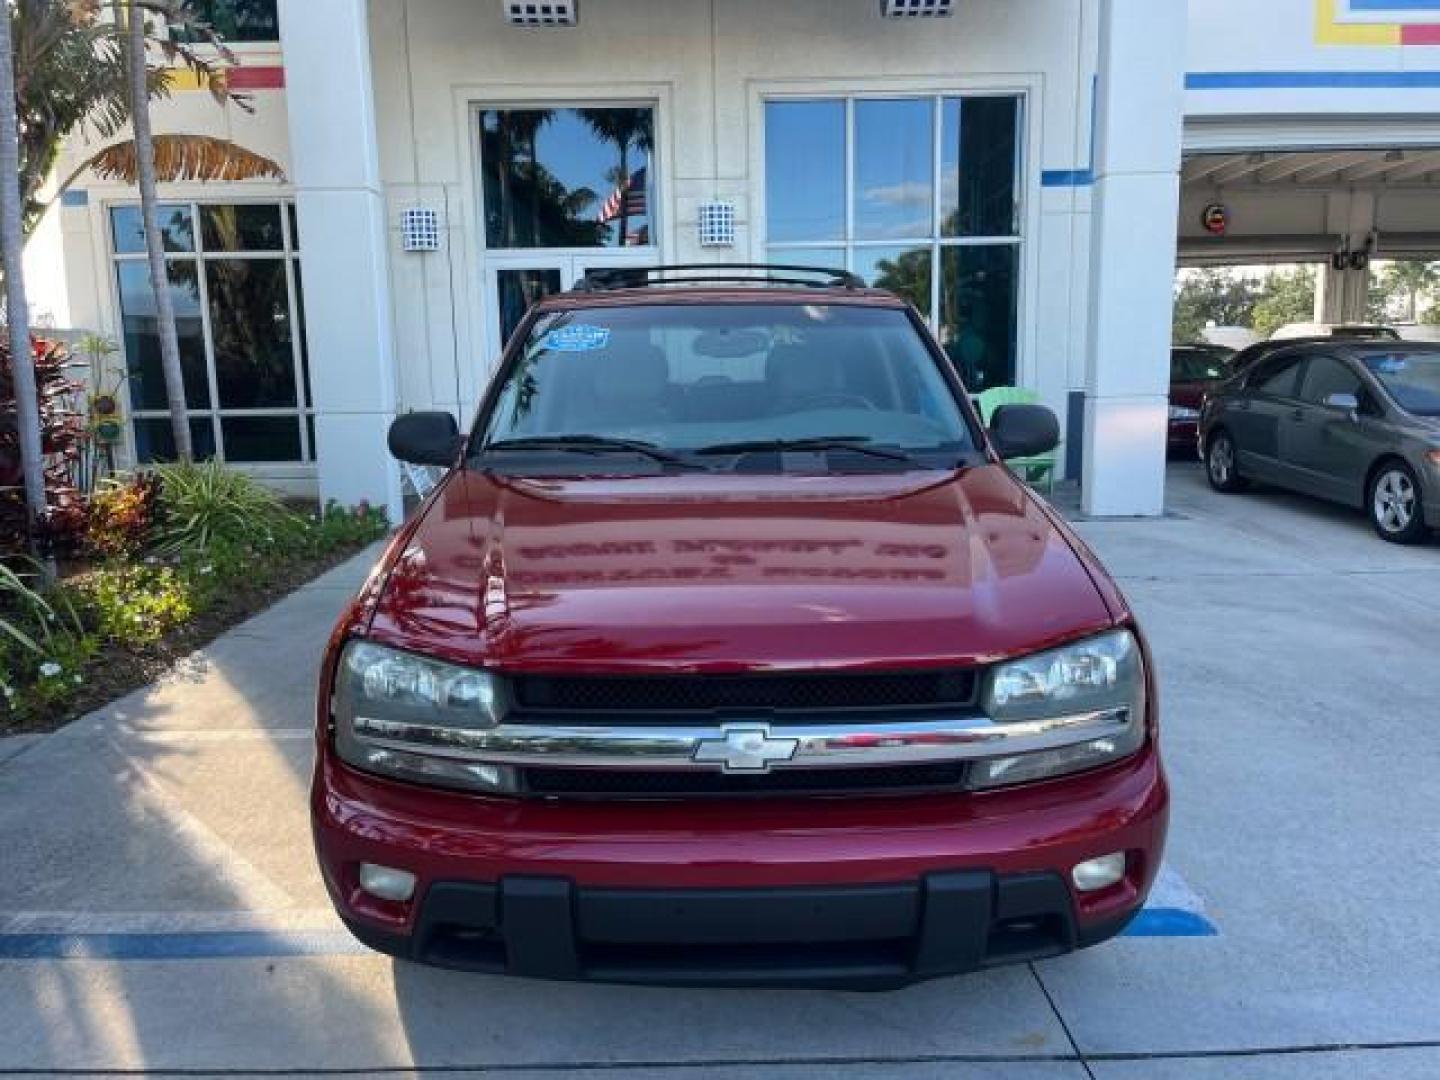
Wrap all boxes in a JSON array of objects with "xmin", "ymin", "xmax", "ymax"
[
  {"xmin": 1251, "ymin": 266, "xmax": 1318, "ymax": 338},
  {"xmin": 0, "ymin": 0, "xmax": 47, "ymax": 561},
  {"xmin": 1370, "ymin": 260, "xmax": 1440, "ymax": 323},
  {"xmin": 1172, "ymin": 269, "xmax": 1260, "ymax": 342}
]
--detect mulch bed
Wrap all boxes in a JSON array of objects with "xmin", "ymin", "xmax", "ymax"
[{"xmin": 1, "ymin": 541, "xmax": 376, "ymax": 738}]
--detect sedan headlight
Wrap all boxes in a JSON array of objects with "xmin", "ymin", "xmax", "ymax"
[
  {"xmin": 331, "ymin": 641, "xmax": 517, "ymax": 793},
  {"xmin": 972, "ymin": 629, "xmax": 1146, "ymax": 789},
  {"xmin": 1168, "ymin": 405, "xmax": 1200, "ymax": 421}
]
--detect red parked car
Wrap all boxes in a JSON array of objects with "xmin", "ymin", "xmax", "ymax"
[
  {"xmin": 1168, "ymin": 344, "xmax": 1234, "ymax": 455},
  {"xmin": 313, "ymin": 265, "xmax": 1169, "ymax": 988}
]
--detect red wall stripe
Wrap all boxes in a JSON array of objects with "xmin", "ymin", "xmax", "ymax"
[
  {"xmin": 1400, "ymin": 24, "xmax": 1440, "ymax": 44},
  {"xmin": 229, "ymin": 66, "xmax": 285, "ymax": 90}
]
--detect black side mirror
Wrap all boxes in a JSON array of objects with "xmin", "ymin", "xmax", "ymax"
[
  {"xmin": 989, "ymin": 403, "xmax": 1060, "ymax": 461},
  {"xmin": 388, "ymin": 411, "xmax": 460, "ymax": 467}
]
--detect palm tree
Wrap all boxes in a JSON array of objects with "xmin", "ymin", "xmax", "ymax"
[
  {"xmin": 0, "ymin": 0, "xmax": 48, "ymax": 558},
  {"xmin": 127, "ymin": 0, "xmax": 191, "ymax": 459},
  {"xmin": 578, "ymin": 109, "xmax": 653, "ymax": 246},
  {"xmin": 10, "ymin": 1, "xmax": 282, "ymax": 242}
]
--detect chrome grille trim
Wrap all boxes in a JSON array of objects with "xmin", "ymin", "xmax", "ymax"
[{"xmin": 349, "ymin": 707, "xmax": 1132, "ymax": 772}]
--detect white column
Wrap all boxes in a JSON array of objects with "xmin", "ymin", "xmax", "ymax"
[
  {"xmin": 277, "ymin": 0, "xmax": 402, "ymax": 520},
  {"xmin": 1082, "ymin": 0, "xmax": 1187, "ymax": 517}
]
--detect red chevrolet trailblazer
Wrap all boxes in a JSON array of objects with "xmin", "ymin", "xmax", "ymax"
[{"xmin": 313, "ymin": 264, "xmax": 1168, "ymax": 989}]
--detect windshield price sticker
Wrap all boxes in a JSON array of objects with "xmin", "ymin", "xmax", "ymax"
[
  {"xmin": 545, "ymin": 325, "xmax": 612, "ymax": 352},
  {"xmin": 1375, "ymin": 356, "xmax": 1408, "ymax": 375}
]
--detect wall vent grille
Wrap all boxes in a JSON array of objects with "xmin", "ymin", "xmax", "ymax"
[
  {"xmin": 697, "ymin": 202, "xmax": 737, "ymax": 248},
  {"xmin": 400, "ymin": 208, "xmax": 441, "ymax": 253},
  {"xmin": 503, "ymin": 1, "xmax": 577, "ymax": 26},
  {"xmin": 881, "ymin": 0, "xmax": 953, "ymax": 16}
]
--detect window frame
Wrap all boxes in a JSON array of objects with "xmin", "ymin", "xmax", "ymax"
[
  {"xmin": 758, "ymin": 89, "xmax": 1026, "ymax": 356},
  {"xmin": 108, "ymin": 199, "xmax": 312, "ymax": 466}
]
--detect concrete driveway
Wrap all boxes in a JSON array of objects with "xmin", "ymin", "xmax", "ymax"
[{"xmin": 2, "ymin": 462, "xmax": 1438, "ymax": 1078}]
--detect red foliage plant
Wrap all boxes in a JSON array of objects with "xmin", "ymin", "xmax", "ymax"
[{"xmin": 1, "ymin": 336, "xmax": 91, "ymax": 556}]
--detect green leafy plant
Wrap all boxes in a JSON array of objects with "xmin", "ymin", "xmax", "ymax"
[
  {"xmin": 66, "ymin": 563, "xmax": 194, "ymax": 646},
  {"xmin": 151, "ymin": 461, "xmax": 296, "ymax": 554},
  {"xmin": 0, "ymin": 557, "xmax": 90, "ymax": 707}
]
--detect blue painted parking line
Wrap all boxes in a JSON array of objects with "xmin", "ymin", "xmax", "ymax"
[
  {"xmin": 1124, "ymin": 907, "xmax": 1218, "ymax": 937},
  {"xmin": 0, "ymin": 908, "xmax": 1216, "ymax": 961}
]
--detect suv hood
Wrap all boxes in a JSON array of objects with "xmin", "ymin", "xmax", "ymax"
[{"xmin": 366, "ymin": 467, "xmax": 1116, "ymax": 672}]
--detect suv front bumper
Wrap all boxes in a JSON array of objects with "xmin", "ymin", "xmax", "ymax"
[{"xmin": 313, "ymin": 742, "xmax": 1167, "ymax": 988}]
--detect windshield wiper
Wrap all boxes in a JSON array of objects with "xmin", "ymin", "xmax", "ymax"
[
  {"xmin": 478, "ymin": 435, "xmax": 707, "ymax": 470},
  {"xmin": 693, "ymin": 436, "xmax": 925, "ymax": 467}
]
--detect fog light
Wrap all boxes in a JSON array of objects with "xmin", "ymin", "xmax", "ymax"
[
  {"xmin": 359, "ymin": 863, "xmax": 416, "ymax": 902},
  {"xmin": 1072, "ymin": 852, "xmax": 1126, "ymax": 893}
]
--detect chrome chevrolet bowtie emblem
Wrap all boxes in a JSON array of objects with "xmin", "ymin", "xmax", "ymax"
[{"xmin": 693, "ymin": 725, "xmax": 799, "ymax": 773}]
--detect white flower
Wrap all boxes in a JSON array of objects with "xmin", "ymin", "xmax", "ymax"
[
  {"xmin": 73, "ymin": 675, "xmax": 83, "ymax": 685},
  {"xmin": 39, "ymin": 661, "xmax": 63, "ymax": 679},
  {"xmin": 2, "ymin": 687, "xmax": 14, "ymax": 699},
  {"xmin": 200, "ymin": 565, "xmax": 214, "ymax": 575}
]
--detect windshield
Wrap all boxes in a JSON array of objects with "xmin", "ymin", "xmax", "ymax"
[
  {"xmin": 1171, "ymin": 348, "xmax": 1231, "ymax": 382},
  {"xmin": 1361, "ymin": 350, "xmax": 1440, "ymax": 416},
  {"xmin": 474, "ymin": 303, "xmax": 977, "ymax": 473}
]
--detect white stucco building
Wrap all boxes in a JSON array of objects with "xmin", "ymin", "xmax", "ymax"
[{"xmin": 34, "ymin": 0, "xmax": 1440, "ymax": 519}]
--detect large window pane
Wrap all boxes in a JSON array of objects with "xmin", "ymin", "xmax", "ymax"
[
  {"xmin": 111, "ymin": 205, "xmax": 194, "ymax": 254},
  {"xmin": 765, "ymin": 101, "xmax": 845, "ymax": 243},
  {"xmin": 117, "ymin": 261, "xmax": 211, "ymax": 409},
  {"xmin": 942, "ymin": 97, "xmax": 1019, "ymax": 238},
  {"xmin": 205, "ymin": 259, "xmax": 296, "ymax": 408},
  {"xmin": 221, "ymin": 416, "xmax": 302, "ymax": 462},
  {"xmin": 855, "ymin": 246, "xmax": 932, "ymax": 317},
  {"xmin": 202, "ymin": 204, "xmax": 284, "ymax": 251},
  {"xmin": 854, "ymin": 98, "xmax": 934, "ymax": 241},
  {"xmin": 171, "ymin": 1, "xmax": 279, "ymax": 43},
  {"xmin": 134, "ymin": 418, "xmax": 217, "ymax": 464},
  {"xmin": 939, "ymin": 245, "xmax": 1018, "ymax": 391},
  {"xmin": 767, "ymin": 247, "xmax": 846, "ymax": 274},
  {"xmin": 480, "ymin": 107, "xmax": 654, "ymax": 249}
]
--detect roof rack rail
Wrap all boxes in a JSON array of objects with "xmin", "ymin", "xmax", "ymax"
[{"xmin": 570, "ymin": 263, "xmax": 866, "ymax": 293}]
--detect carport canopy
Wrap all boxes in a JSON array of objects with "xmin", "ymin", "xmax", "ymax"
[{"xmin": 1178, "ymin": 145, "xmax": 1440, "ymax": 320}]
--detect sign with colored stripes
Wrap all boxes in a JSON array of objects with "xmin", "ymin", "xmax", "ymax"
[{"xmin": 1316, "ymin": 0, "xmax": 1440, "ymax": 44}]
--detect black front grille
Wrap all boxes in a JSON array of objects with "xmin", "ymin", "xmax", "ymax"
[
  {"xmin": 510, "ymin": 669, "xmax": 977, "ymax": 714},
  {"xmin": 523, "ymin": 762, "xmax": 967, "ymax": 799}
]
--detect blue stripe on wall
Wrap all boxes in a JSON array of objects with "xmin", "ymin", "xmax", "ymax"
[
  {"xmin": 1041, "ymin": 169, "xmax": 1095, "ymax": 188},
  {"xmin": 1348, "ymin": 0, "xmax": 1440, "ymax": 10},
  {"xmin": 0, "ymin": 908, "xmax": 1217, "ymax": 961},
  {"xmin": 1188, "ymin": 70, "xmax": 1440, "ymax": 89}
]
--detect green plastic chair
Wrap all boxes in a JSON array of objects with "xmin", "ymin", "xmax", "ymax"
[{"xmin": 975, "ymin": 386, "xmax": 1057, "ymax": 493}]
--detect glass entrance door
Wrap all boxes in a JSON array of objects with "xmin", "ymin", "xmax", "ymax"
[
  {"xmin": 475, "ymin": 102, "xmax": 659, "ymax": 368},
  {"xmin": 484, "ymin": 254, "xmax": 652, "ymax": 361}
]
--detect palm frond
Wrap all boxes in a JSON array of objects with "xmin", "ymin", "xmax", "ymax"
[{"xmin": 63, "ymin": 134, "xmax": 287, "ymax": 188}]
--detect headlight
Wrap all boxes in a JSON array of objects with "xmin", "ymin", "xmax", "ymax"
[
  {"xmin": 971, "ymin": 628, "xmax": 1146, "ymax": 789},
  {"xmin": 331, "ymin": 641, "xmax": 517, "ymax": 793},
  {"xmin": 1168, "ymin": 405, "xmax": 1200, "ymax": 421}
]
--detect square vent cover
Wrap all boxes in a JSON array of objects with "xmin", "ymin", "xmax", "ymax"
[
  {"xmin": 400, "ymin": 208, "xmax": 441, "ymax": 253},
  {"xmin": 881, "ymin": 0, "xmax": 953, "ymax": 16},
  {"xmin": 503, "ymin": 1, "xmax": 577, "ymax": 26},
  {"xmin": 697, "ymin": 201, "xmax": 737, "ymax": 248}
]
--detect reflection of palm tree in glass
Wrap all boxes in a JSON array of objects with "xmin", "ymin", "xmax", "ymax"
[
  {"xmin": 579, "ymin": 109, "xmax": 653, "ymax": 247},
  {"xmin": 493, "ymin": 110, "xmax": 552, "ymax": 247},
  {"xmin": 872, "ymin": 249, "xmax": 931, "ymax": 315}
]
